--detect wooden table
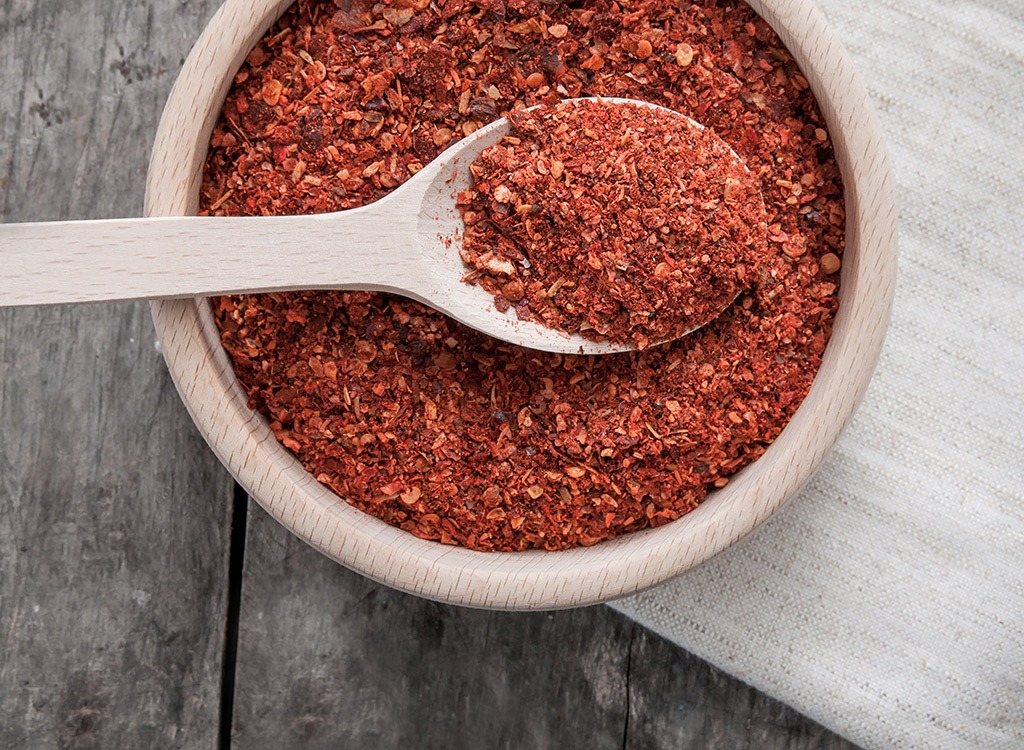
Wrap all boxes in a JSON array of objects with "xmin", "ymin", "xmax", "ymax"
[{"xmin": 0, "ymin": 2, "xmax": 859, "ymax": 747}]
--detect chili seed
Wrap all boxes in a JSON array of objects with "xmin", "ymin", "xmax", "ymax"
[
  {"xmin": 675, "ymin": 43, "xmax": 694, "ymax": 67},
  {"xmin": 820, "ymin": 253, "xmax": 842, "ymax": 274}
]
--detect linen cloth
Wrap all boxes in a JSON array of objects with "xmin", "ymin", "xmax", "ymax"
[{"xmin": 612, "ymin": 1, "xmax": 1024, "ymax": 748}]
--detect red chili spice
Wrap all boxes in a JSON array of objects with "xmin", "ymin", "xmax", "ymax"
[
  {"xmin": 202, "ymin": 0, "xmax": 845, "ymax": 552},
  {"xmin": 458, "ymin": 98, "xmax": 768, "ymax": 348}
]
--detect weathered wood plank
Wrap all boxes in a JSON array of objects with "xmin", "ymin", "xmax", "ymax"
[
  {"xmin": 0, "ymin": 304, "xmax": 233, "ymax": 748},
  {"xmin": 0, "ymin": 0, "xmax": 232, "ymax": 747},
  {"xmin": 231, "ymin": 503, "xmax": 631, "ymax": 749},
  {"xmin": 233, "ymin": 502, "xmax": 860, "ymax": 749}
]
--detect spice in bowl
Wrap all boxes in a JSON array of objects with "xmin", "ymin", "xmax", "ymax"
[
  {"xmin": 458, "ymin": 98, "xmax": 769, "ymax": 349},
  {"xmin": 202, "ymin": 0, "xmax": 845, "ymax": 552}
]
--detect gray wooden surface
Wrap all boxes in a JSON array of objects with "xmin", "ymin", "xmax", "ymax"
[{"xmin": 0, "ymin": 1, "xmax": 860, "ymax": 748}]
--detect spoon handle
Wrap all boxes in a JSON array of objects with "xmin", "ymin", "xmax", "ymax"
[{"xmin": 0, "ymin": 208, "xmax": 421, "ymax": 307}]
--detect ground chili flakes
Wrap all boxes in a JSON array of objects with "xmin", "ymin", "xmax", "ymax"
[
  {"xmin": 202, "ymin": 0, "xmax": 845, "ymax": 552},
  {"xmin": 458, "ymin": 98, "xmax": 768, "ymax": 348}
]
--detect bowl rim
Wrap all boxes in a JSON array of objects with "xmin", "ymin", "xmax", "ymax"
[{"xmin": 146, "ymin": 0, "xmax": 897, "ymax": 610}]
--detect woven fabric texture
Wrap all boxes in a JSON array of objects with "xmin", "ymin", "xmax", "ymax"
[{"xmin": 611, "ymin": 1, "xmax": 1024, "ymax": 748}]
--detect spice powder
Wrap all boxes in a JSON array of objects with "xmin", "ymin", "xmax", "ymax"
[
  {"xmin": 203, "ymin": 0, "xmax": 845, "ymax": 552},
  {"xmin": 458, "ymin": 98, "xmax": 769, "ymax": 348}
]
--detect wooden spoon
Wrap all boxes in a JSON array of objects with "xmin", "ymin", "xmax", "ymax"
[{"xmin": 0, "ymin": 98, "xmax": 736, "ymax": 354}]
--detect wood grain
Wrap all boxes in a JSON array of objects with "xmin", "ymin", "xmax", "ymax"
[
  {"xmin": 232, "ymin": 501, "xmax": 860, "ymax": 750},
  {"xmin": 0, "ymin": 304, "xmax": 233, "ymax": 747},
  {"xmin": 0, "ymin": 0, "xmax": 231, "ymax": 746}
]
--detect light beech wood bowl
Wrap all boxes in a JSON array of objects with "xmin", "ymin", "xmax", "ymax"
[{"xmin": 147, "ymin": 0, "xmax": 897, "ymax": 610}]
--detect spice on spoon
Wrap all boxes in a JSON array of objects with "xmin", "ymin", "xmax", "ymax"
[{"xmin": 458, "ymin": 99, "xmax": 769, "ymax": 349}]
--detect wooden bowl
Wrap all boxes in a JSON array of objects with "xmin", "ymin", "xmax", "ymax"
[{"xmin": 146, "ymin": 0, "xmax": 897, "ymax": 610}]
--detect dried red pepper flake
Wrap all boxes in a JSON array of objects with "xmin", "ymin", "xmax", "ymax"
[
  {"xmin": 458, "ymin": 99, "xmax": 769, "ymax": 349},
  {"xmin": 202, "ymin": 0, "xmax": 844, "ymax": 553}
]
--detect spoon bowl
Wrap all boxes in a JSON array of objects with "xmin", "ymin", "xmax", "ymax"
[{"xmin": 420, "ymin": 96, "xmax": 754, "ymax": 353}]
